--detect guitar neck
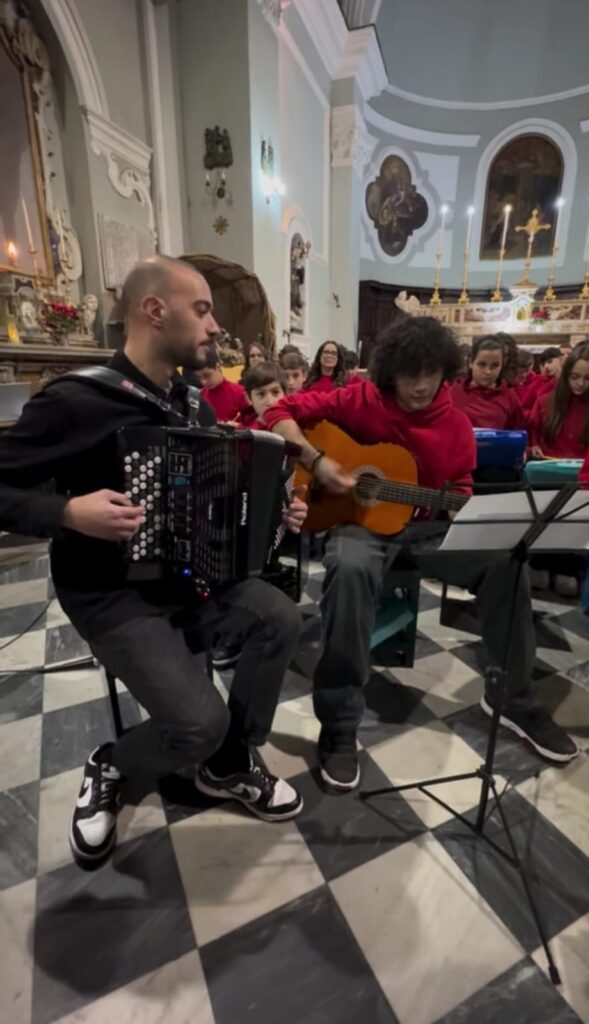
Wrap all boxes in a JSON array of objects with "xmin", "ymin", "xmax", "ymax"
[{"xmin": 375, "ymin": 480, "xmax": 468, "ymax": 512}]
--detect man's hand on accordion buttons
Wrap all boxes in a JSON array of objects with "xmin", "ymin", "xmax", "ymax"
[
  {"xmin": 283, "ymin": 485, "xmax": 308, "ymax": 534},
  {"xmin": 62, "ymin": 490, "xmax": 144, "ymax": 542}
]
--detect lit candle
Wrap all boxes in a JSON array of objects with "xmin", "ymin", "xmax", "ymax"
[
  {"xmin": 21, "ymin": 198, "xmax": 34, "ymax": 252},
  {"xmin": 501, "ymin": 204, "xmax": 512, "ymax": 251},
  {"xmin": 554, "ymin": 197, "xmax": 565, "ymax": 248},
  {"xmin": 438, "ymin": 204, "xmax": 449, "ymax": 253},
  {"xmin": 6, "ymin": 241, "xmax": 17, "ymax": 267},
  {"xmin": 465, "ymin": 205, "xmax": 475, "ymax": 253}
]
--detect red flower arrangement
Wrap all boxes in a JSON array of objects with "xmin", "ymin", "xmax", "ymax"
[
  {"xmin": 40, "ymin": 300, "xmax": 80, "ymax": 335},
  {"xmin": 532, "ymin": 307, "xmax": 550, "ymax": 321}
]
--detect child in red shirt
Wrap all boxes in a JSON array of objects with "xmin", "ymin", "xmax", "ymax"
[
  {"xmin": 528, "ymin": 343, "xmax": 589, "ymax": 460},
  {"xmin": 266, "ymin": 317, "xmax": 576, "ymax": 787},
  {"xmin": 451, "ymin": 335, "xmax": 525, "ymax": 430},
  {"xmin": 520, "ymin": 346, "xmax": 562, "ymax": 415},
  {"xmin": 512, "ymin": 348, "xmax": 536, "ymax": 402},
  {"xmin": 196, "ymin": 348, "xmax": 248, "ymax": 422},
  {"xmin": 281, "ymin": 352, "xmax": 308, "ymax": 394},
  {"xmin": 304, "ymin": 341, "xmax": 346, "ymax": 393}
]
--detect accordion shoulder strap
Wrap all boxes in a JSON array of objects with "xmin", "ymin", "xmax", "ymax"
[{"xmin": 47, "ymin": 366, "xmax": 193, "ymax": 423}]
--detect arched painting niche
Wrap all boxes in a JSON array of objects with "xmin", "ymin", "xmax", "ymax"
[
  {"xmin": 365, "ymin": 155, "xmax": 428, "ymax": 257},
  {"xmin": 480, "ymin": 134, "xmax": 563, "ymax": 260}
]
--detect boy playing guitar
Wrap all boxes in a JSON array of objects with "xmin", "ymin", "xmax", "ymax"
[{"xmin": 266, "ymin": 317, "xmax": 577, "ymax": 789}]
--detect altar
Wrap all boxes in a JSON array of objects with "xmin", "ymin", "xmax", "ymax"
[{"xmin": 427, "ymin": 294, "xmax": 589, "ymax": 349}]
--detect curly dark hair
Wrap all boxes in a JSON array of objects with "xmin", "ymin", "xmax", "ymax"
[{"xmin": 369, "ymin": 316, "xmax": 462, "ymax": 393}]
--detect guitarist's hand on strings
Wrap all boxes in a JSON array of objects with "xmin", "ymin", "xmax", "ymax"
[{"xmin": 313, "ymin": 456, "xmax": 356, "ymax": 496}]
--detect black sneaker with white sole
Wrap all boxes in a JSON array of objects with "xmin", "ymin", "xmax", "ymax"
[
  {"xmin": 480, "ymin": 697, "xmax": 579, "ymax": 763},
  {"xmin": 195, "ymin": 753, "xmax": 303, "ymax": 822},
  {"xmin": 318, "ymin": 730, "xmax": 360, "ymax": 790},
  {"xmin": 70, "ymin": 743, "xmax": 124, "ymax": 861},
  {"xmin": 211, "ymin": 641, "xmax": 241, "ymax": 671}
]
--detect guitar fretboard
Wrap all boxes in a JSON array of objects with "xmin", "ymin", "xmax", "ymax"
[{"xmin": 357, "ymin": 476, "xmax": 468, "ymax": 512}]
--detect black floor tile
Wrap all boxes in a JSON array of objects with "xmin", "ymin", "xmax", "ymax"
[
  {"xmin": 444, "ymin": 703, "xmax": 556, "ymax": 782},
  {"xmin": 292, "ymin": 750, "xmax": 425, "ymax": 882},
  {"xmin": 32, "ymin": 828, "xmax": 196, "ymax": 1024},
  {"xmin": 0, "ymin": 601, "xmax": 48, "ymax": 639},
  {"xmin": 555, "ymin": 607, "xmax": 589, "ymax": 641},
  {"xmin": 45, "ymin": 623, "xmax": 91, "ymax": 666},
  {"xmin": 434, "ymin": 958, "xmax": 582, "ymax": 1024},
  {"xmin": 358, "ymin": 671, "xmax": 435, "ymax": 748},
  {"xmin": 159, "ymin": 772, "xmax": 222, "ymax": 825},
  {"xmin": 201, "ymin": 885, "xmax": 398, "ymax": 1024},
  {"xmin": 0, "ymin": 670, "xmax": 43, "ymax": 724},
  {"xmin": 434, "ymin": 790, "xmax": 589, "ymax": 953},
  {"xmin": 277, "ymin": 666, "xmax": 313, "ymax": 703},
  {"xmin": 0, "ymin": 780, "xmax": 39, "ymax": 891},
  {"xmin": 41, "ymin": 693, "xmax": 142, "ymax": 778}
]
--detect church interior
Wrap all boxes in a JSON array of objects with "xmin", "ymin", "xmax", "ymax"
[{"xmin": 2, "ymin": 1, "xmax": 589, "ymax": 1022}]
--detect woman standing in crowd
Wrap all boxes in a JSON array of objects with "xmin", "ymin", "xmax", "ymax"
[
  {"xmin": 451, "ymin": 335, "xmax": 525, "ymax": 429},
  {"xmin": 304, "ymin": 340, "xmax": 346, "ymax": 393}
]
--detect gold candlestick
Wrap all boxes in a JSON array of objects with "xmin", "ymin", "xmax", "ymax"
[
  {"xmin": 580, "ymin": 259, "xmax": 589, "ymax": 300},
  {"xmin": 430, "ymin": 204, "xmax": 448, "ymax": 306},
  {"xmin": 545, "ymin": 197, "xmax": 564, "ymax": 302},
  {"xmin": 514, "ymin": 208, "xmax": 551, "ymax": 287},
  {"xmin": 491, "ymin": 246, "xmax": 506, "ymax": 302},
  {"xmin": 458, "ymin": 205, "xmax": 475, "ymax": 304}
]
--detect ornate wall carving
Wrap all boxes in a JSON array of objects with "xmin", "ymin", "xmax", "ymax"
[
  {"xmin": 331, "ymin": 105, "xmax": 378, "ymax": 173},
  {"xmin": 83, "ymin": 108, "xmax": 155, "ymax": 237}
]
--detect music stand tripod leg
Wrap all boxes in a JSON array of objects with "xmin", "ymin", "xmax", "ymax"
[{"xmin": 359, "ymin": 552, "xmax": 561, "ymax": 983}]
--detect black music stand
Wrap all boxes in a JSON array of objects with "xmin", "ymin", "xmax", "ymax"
[{"xmin": 359, "ymin": 482, "xmax": 589, "ymax": 985}]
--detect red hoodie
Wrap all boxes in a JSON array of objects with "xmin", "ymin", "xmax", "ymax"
[
  {"xmin": 200, "ymin": 377, "xmax": 248, "ymax": 422},
  {"xmin": 513, "ymin": 370, "xmax": 536, "ymax": 403},
  {"xmin": 264, "ymin": 379, "xmax": 476, "ymax": 495},
  {"xmin": 451, "ymin": 380, "xmax": 525, "ymax": 430},
  {"xmin": 528, "ymin": 392, "xmax": 589, "ymax": 458},
  {"xmin": 304, "ymin": 376, "xmax": 338, "ymax": 394},
  {"xmin": 520, "ymin": 374, "xmax": 556, "ymax": 416},
  {"xmin": 580, "ymin": 451, "xmax": 589, "ymax": 483}
]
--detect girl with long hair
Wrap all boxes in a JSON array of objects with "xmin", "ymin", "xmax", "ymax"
[
  {"xmin": 529, "ymin": 342, "xmax": 589, "ymax": 459},
  {"xmin": 304, "ymin": 340, "xmax": 346, "ymax": 392},
  {"xmin": 241, "ymin": 340, "xmax": 268, "ymax": 378},
  {"xmin": 451, "ymin": 334, "xmax": 525, "ymax": 429}
]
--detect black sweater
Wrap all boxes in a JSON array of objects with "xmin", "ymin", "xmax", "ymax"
[{"xmin": 0, "ymin": 351, "xmax": 215, "ymax": 636}]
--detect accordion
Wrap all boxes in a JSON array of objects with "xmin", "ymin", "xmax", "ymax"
[{"xmin": 118, "ymin": 425, "xmax": 299, "ymax": 592}]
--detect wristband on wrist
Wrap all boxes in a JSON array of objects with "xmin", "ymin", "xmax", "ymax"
[{"xmin": 309, "ymin": 450, "xmax": 325, "ymax": 475}]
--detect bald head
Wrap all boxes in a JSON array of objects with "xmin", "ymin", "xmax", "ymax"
[{"xmin": 121, "ymin": 255, "xmax": 204, "ymax": 321}]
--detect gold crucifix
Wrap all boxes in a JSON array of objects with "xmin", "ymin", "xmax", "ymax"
[{"xmin": 514, "ymin": 208, "xmax": 552, "ymax": 287}]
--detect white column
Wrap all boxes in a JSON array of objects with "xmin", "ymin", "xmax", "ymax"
[
  {"xmin": 329, "ymin": 105, "xmax": 377, "ymax": 346},
  {"xmin": 142, "ymin": 0, "xmax": 186, "ymax": 255}
]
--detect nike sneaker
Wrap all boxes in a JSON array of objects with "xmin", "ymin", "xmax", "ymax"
[
  {"xmin": 70, "ymin": 743, "xmax": 124, "ymax": 861},
  {"xmin": 195, "ymin": 751, "xmax": 303, "ymax": 822}
]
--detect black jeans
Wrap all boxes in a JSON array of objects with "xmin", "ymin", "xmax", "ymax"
[
  {"xmin": 314, "ymin": 523, "xmax": 536, "ymax": 736},
  {"xmin": 69, "ymin": 579, "xmax": 301, "ymax": 778}
]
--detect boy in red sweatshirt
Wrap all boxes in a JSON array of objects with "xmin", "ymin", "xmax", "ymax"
[
  {"xmin": 520, "ymin": 346, "xmax": 561, "ymax": 416},
  {"xmin": 265, "ymin": 317, "xmax": 577, "ymax": 788},
  {"xmin": 196, "ymin": 348, "xmax": 249, "ymax": 422}
]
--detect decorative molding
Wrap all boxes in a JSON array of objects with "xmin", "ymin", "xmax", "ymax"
[
  {"xmin": 361, "ymin": 145, "xmax": 438, "ymax": 266},
  {"xmin": 580, "ymin": 117, "xmax": 589, "ymax": 134},
  {"xmin": 256, "ymin": 0, "xmax": 292, "ymax": 24},
  {"xmin": 294, "ymin": 0, "xmax": 386, "ymax": 101},
  {"xmin": 331, "ymin": 105, "xmax": 378, "ymax": 174},
  {"xmin": 364, "ymin": 104, "xmax": 481, "ymax": 149},
  {"xmin": 39, "ymin": 0, "xmax": 108, "ymax": 116},
  {"xmin": 383, "ymin": 78, "xmax": 589, "ymax": 113},
  {"xmin": 339, "ymin": 0, "xmax": 382, "ymax": 27},
  {"xmin": 83, "ymin": 109, "xmax": 155, "ymax": 235}
]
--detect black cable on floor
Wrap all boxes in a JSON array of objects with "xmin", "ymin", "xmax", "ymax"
[{"xmin": 0, "ymin": 598, "xmax": 53, "ymax": 654}]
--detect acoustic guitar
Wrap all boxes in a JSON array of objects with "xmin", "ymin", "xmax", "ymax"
[{"xmin": 294, "ymin": 421, "xmax": 468, "ymax": 535}]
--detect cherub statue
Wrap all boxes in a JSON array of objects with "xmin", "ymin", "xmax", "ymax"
[{"xmin": 81, "ymin": 294, "xmax": 98, "ymax": 339}]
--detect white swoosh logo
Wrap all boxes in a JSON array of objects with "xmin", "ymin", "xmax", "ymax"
[
  {"xmin": 77, "ymin": 778, "xmax": 92, "ymax": 808},
  {"xmin": 233, "ymin": 783, "xmax": 262, "ymax": 803}
]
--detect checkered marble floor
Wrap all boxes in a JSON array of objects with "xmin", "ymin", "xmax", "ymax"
[{"xmin": 1, "ymin": 550, "xmax": 589, "ymax": 1024}]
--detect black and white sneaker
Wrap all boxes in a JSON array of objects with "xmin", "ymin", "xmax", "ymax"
[
  {"xmin": 195, "ymin": 753, "xmax": 303, "ymax": 822},
  {"xmin": 480, "ymin": 698, "xmax": 579, "ymax": 763},
  {"xmin": 70, "ymin": 743, "xmax": 124, "ymax": 861},
  {"xmin": 318, "ymin": 730, "xmax": 360, "ymax": 790},
  {"xmin": 211, "ymin": 641, "xmax": 241, "ymax": 671}
]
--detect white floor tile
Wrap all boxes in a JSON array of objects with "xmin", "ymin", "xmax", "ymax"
[
  {"xmin": 52, "ymin": 950, "xmax": 215, "ymax": 1024},
  {"xmin": 331, "ymin": 834, "xmax": 523, "ymax": 1024},
  {"xmin": 392, "ymin": 649, "xmax": 480, "ymax": 701},
  {"xmin": 0, "ymin": 577, "xmax": 48, "ymax": 610},
  {"xmin": 0, "ymin": 628, "xmax": 46, "ymax": 672},
  {"xmin": 516, "ymin": 754, "xmax": 589, "ymax": 859},
  {"xmin": 0, "ymin": 878, "xmax": 36, "ymax": 1024},
  {"xmin": 263, "ymin": 694, "xmax": 321, "ymax": 780},
  {"xmin": 532, "ymin": 914, "xmax": 589, "ymax": 1024},
  {"xmin": 536, "ymin": 675, "xmax": 589, "ymax": 749},
  {"xmin": 0, "ymin": 714, "xmax": 41, "ymax": 791},
  {"xmin": 170, "ymin": 807, "xmax": 324, "ymax": 946},
  {"xmin": 37, "ymin": 768, "xmax": 167, "ymax": 876},
  {"xmin": 369, "ymin": 720, "xmax": 501, "ymax": 828},
  {"xmin": 42, "ymin": 667, "xmax": 108, "ymax": 713}
]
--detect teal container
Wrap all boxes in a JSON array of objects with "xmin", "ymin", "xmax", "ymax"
[{"xmin": 524, "ymin": 460, "xmax": 582, "ymax": 486}]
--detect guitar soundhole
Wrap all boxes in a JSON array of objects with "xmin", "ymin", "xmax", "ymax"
[{"xmin": 354, "ymin": 467, "xmax": 384, "ymax": 508}]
